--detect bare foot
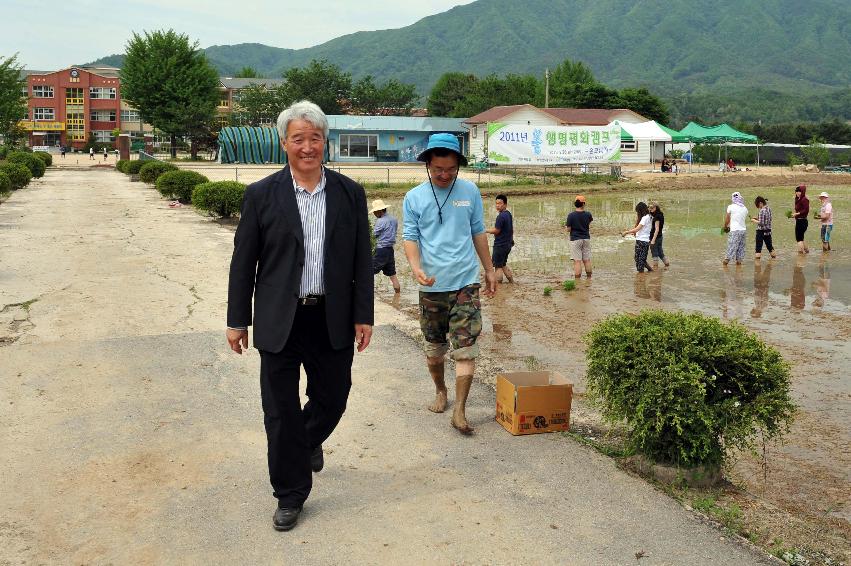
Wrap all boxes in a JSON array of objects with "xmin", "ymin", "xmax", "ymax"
[
  {"xmin": 450, "ymin": 412, "xmax": 474, "ymax": 435},
  {"xmin": 428, "ymin": 389, "xmax": 448, "ymax": 413}
]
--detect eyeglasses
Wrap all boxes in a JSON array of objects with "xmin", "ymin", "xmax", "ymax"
[{"xmin": 428, "ymin": 166, "xmax": 459, "ymax": 176}]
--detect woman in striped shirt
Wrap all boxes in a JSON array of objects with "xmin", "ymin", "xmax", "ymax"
[{"xmin": 750, "ymin": 196, "xmax": 777, "ymax": 259}]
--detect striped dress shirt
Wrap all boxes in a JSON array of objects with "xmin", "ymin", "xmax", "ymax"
[{"xmin": 293, "ymin": 168, "xmax": 327, "ymax": 297}]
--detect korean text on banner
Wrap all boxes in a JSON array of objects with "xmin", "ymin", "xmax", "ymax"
[{"xmin": 487, "ymin": 122, "xmax": 622, "ymax": 165}]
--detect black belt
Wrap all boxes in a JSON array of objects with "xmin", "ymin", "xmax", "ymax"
[{"xmin": 297, "ymin": 295, "xmax": 324, "ymax": 306}]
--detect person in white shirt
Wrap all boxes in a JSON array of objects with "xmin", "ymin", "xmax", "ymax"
[
  {"xmin": 621, "ymin": 201, "xmax": 654, "ymax": 272},
  {"xmin": 723, "ymin": 191, "xmax": 748, "ymax": 266}
]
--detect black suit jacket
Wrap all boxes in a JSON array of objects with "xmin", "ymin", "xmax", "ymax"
[{"xmin": 227, "ymin": 166, "xmax": 374, "ymax": 352}]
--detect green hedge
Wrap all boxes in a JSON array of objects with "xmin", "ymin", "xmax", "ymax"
[
  {"xmin": 155, "ymin": 170, "xmax": 209, "ymax": 202},
  {"xmin": 33, "ymin": 151, "xmax": 52, "ymax": 167},
  {"xmin": 116, "ymin": 159, "xmax": 129, "ymax": 173},
  {"xmin": 7, "ymin": 151, "xmax": 46, "ymax": 178},
  {"xmin": 192, "ymin": 181, "xmax": 246, "ymax": 218},
  {"xmin": 0, "ymin": 162, "xmax": 33, "ymax": 190},
  {"xmin": 125, "ymin": 160, "xmax": 146, "ymax": 175},
  {"xmin": 138, "ymin": 161, "xmax": 178, "ymax": 184},
  {"xmin": 0, "ymin": 171, "xmax": 11, "ymax": 194},
  {"xmin": 585, "ymin": 310, "xmax": 795, "ymax": 468}
]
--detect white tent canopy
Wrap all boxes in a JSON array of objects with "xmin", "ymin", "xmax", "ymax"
[{"xmin": 620, "ymin": 120, "xmax": 672, "ymax": 141}]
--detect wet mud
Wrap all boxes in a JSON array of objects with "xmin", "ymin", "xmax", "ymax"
[{"xmin": 374, "ymin": 184, "xmax": 850, "ymax": 549}]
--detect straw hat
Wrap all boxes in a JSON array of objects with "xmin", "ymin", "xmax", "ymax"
[
  {"xmin": 818, "ymin": 192, "xmax": 830, "ymax": 198},
  {"xmin": 370, "ymin": 199, "xmax": 389, "ymax": 213}
]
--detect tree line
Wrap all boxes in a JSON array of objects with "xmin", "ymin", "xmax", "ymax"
[{"xmin": 427, "ymin": 60, "xmax": 670, "ymax": 124}]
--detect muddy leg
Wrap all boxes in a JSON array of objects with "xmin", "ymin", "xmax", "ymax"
[
  {"xmin": 450, "ymin": 374, "xmax": 475, "ymax": 435},
  {"xmin": 390, "ymin": 274, "xmax": 401, "ymax": 293},
  {"xmin": 426, "ymin": 357, "xmax": 448, "ymax": 413},
  {"xmin": 502, "ymin": 265, "xmax": 515, "ymax": 283}
]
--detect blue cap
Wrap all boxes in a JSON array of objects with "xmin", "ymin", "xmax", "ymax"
[{"xmin": 417, "ymin": 133, "xmax": 467, "ymax": 166}]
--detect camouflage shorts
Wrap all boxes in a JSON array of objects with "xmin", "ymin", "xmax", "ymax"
[{"xmin": 419, "ymin": 284, "xmax": 482, "ymax": 360}]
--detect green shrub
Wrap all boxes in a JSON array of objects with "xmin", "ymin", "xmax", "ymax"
[
  {"xmin": 155, "ymin": 170, "xmax": 209, "ymax": 202},
  {"xmin": 115, "ymin": 159, "xmax": 129, "ymax": 173},
  {"xmin": 7, "ymin": 151, "xmax": 46, "ymax": 178},
  {"xmin": 562, "ymin": 280, "xmax": 576, "ymax": 291},
  {"xmin": 801, "ymin": 136, "xmax": 830, "ymax": 168},
  {"xmin": 33, "ymin": 151, "xmax": 52, "ymax": 167},
  {"xmin": 584, "ymin": 310, "xmax": 795, "ymax": 468},
  {"xmin": 0, "ymin": 171, "xmax": 11, "ymax": 194},
  {"xmin": 192, "ymin": 181, "xmax": 247, "ymax": 218},
  {"xmin": 0, "ymin": 162, "xmax": 33, "ymax": 189},
  {"xmin": 543, "ymin": 286, "xmax": 553, "ymax": 296},
  {"xmin": 0, "ymin": 146, "xmax": 8, "ymax": 160},
  {"xmin": 138, "ymin": 161, "xmax": 178, "ymax": 184},
  {"xmin": 125, "ymin": 160, "xmax": 146, "ymax": 175}
]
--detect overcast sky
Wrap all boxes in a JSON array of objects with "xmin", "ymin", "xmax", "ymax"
[{"xmin": 2, "ymin": 0, "xmax": 476, "ymax": 70}]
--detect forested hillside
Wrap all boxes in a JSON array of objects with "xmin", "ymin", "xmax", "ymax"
[{"xmin": 86, "ymin": 0, "xmax": 851, "ymax": 124}]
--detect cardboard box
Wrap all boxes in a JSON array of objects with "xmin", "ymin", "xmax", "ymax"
[{"xmin": 495, "ymin": 371, "xmax": 573, "ymax": 435}]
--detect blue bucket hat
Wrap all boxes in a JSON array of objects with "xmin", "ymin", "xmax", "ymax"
[{"xmin": 417, "ymin": 133, "xmax": 467, "ymax": 166}]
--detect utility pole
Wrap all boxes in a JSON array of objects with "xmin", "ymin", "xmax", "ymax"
[{"xmin": 544, "ymin": 68, "xmax": 550, "ymax": 108}]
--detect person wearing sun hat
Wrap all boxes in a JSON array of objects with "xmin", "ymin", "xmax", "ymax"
[
  {"xmin": 370, "ymin": 198, "xmax": 401, "ymax": 292},
  {"xmin": 402, "ymin": 132, "xmax": 497, "ymax": 435},
  {"xmin": 815, "ymin": 191, "xmax": 833, "ymax": 252}
]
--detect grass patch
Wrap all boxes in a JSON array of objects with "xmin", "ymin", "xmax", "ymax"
[
  {"xmin": 542, "ymin": 286, "xmax": 553, "ymax": 296},
  {"xmin": 562, "ymin": 279, "xmax": 576, "ymax": 291},
  {"xmin": 524, "ymin": 355, "xmax": 543, "ymax": 371},
  {"xmin": 691, "ymin": 494, "xmax": 745, "ymax": 534}
]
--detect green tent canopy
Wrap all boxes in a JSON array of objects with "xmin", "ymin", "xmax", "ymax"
[
  {"xmin": 658, "ymin": 123, "xmax": 690, "ymax": 143},
  {"xmin": 677, "ymin": 122, "xmax": 757, "ymax": 143}
]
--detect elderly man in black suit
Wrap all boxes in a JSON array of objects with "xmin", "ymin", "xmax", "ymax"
[{"xmin": 226, "ymin": 100, "xmax": 373, "ymax": 531}]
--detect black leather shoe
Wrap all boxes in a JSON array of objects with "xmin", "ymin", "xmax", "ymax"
[
  {"xmin": 311, "ymin": 445, "xmax": 324, "ymax": 473},
  {"xmin": 273, "ymin": 505, "xmax": 302, "ymax": 531}
]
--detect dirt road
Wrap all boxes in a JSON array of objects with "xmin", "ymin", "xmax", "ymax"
[{"xmin": 0, "ymin": 169, "xmax": 775, "ymax": 564}]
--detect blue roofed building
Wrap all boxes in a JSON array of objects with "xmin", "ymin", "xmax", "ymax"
[{"xmin": 326, "ymin": 115, "xmax": 467, "ymax": 163}]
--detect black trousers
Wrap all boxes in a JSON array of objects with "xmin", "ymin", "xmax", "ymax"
[
  {"xmin": 259, "ymin": 303, "xmax": 353, "ymax": 508},
  {"xmin": 755, "ymin": 230, "xmax": 774, "ymax": 253}
]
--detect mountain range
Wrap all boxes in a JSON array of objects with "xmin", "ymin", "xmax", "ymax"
[{"xmin": 88, "ymin": 0, "xmax": 851, "ymax": 108}]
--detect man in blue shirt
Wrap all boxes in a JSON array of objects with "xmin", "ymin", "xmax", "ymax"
[
  {"xmin": 403, "ymin": 133, "xmax": 497, "ymax": 435},
  {"xmin": 486, "ymin": 194, "xmax": 515, "ymax": 283},
  {"xmin": 371, "ymin": 199, "xmax": 401, "ymax": 293}
]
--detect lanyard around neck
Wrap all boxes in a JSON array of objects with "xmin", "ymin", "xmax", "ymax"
[{"xmin": 427, "ymin": 169, "xmax": 458, "ymax": 225}]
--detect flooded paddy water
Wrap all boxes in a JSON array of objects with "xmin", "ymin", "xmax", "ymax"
[{"xmin": 374, "ymin": 184, "xmax": 850, "ymax": 543}]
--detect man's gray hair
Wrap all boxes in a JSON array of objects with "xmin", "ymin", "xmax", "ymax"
[{"xmin": 276, "ymin": 100, "xmax": 329, "ymax": 140}]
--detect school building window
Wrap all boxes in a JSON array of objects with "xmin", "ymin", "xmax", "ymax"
[
  {"xmin": 89, "ymin": 87, "xmax": 117, "ymax": 99},
  {"xmin": 65, "ymin": 87, "xmax": 84, "ymax": 104},
  {"xmin": 339, "ymin": 134, "xmax": 378, "ymax": 158},
  {"xmin": 33, "ymin": 107, "xmax": 55, "ymax": 120},
  {"xmin": 90, "ymin": 110, "xmax": 116, "ymax": 122},
  {"xmin": 93, "ymin": 130, "xmax": 115, "ymax": 142},
  {"xmin": 32, "ymin": 85, "xmax": 54, "ymax": 98},
  {"xmin": 621, "ymin": 140, "xmax": 638, "ymax": 152},
  {"xmin": 120, "ymin": 109, "xmax": 140, "ymax": 123}
]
